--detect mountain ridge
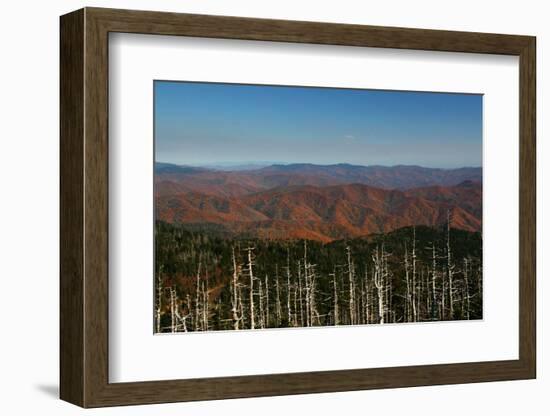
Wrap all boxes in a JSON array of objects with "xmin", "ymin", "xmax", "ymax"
[
  {"xmin": 156, "ymin": 181, "xmax": 482, "ymax": 243},
  {"xmin": 155, "ymin": 162, "xmax": 482, "ymax": 197}
]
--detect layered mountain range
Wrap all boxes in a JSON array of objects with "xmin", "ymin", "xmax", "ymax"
[{"xmin": 155, "ymin": 163, "xmax": 482, "ymax": 242}]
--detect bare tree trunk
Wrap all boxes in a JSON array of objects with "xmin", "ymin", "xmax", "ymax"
[
  {"xmin": 246, "ymin": 247, "xmax": 256, "ymax": 329},
  {"xmin": 258, "ymin": 279, "xmax": 265, "ymax": 329},
  {"xmin": 412, "ymin": 227, "xmax": 417, "ymax": 322},
  {"xmin": 365, "ymin": 268, "xmax": 371, "ymax": 324},
  {"xmin": 387, "ymin": 271, "xmax": 392, "ymax": 323},
  {"xmin": 286, "ymin": 248, "xmax": 292, "ymax": 325},
  {"xmin": 441, "ymin": 277, "xmax": 446, "ymax": 320},
  {"xmin": 231, "ymin": 247, "xmax": 240, "ymax": 330},
  {"xmin": 439, "ymin": 229, "xmax": 447, "ymax": 320},
  {"xmin": 477, "ymin": 264, "xmax": 482, "ymax": 301},
  {"xmin": 292, "ymin": 274, "xmax": 298, "ymax": 327},
  {"xmin": 331, "ymin": 270, "xmax": 339, "ymax": 325},
  {"xmin": 297, "ymin": 260, "xmax": 304, "ymax": 327},
  {"xmin": 170, "ymin": 286, "xmax": 177, "ymax": 333},
  {"xmin": 202, "ymin": 275, "xmax": 209, "ymax": 331},
  {"xmin": 303, "ymin": 242, "xmax": 311, "ymax": 326},
  {"xmin": 310, "ymin": 265, "xmax": 320, "ymax": 325},
  {"xmin": 464, "ymin": 258, "xmax": 471, "ymax": 320},
  {"xmin": 264, "ymin": 274, "xmax": 270, "ymax": 328},
  {"xmin": 275, "ymin": 264, "xmax": 282, "ymax": 326},
  {"xmin": 195, "ymin": 254, "xmax": 202, "ymax": 331},
  {"xmin": 382, "ymin": 245, "xmax": 391, "ymax": 323},
  {"xmin": 373, "ymin": 246, "xmax": 385, "ymax": 324},
  {"xmin": 346, "ymin": 246, "xmax": 356, "ymax": 325},
  {"xmin": 174, "ymin": 295, "xmax": 189, "ymax": 333},
  {"xmin": 404, "ymin": 243, "xmax": 410, "ymax": 322},
  {"xmin": 426, "ymin": 266, "xmax": 431, "ymax": 318},
  {"xmin": 238, "ymin": 283, "xmax": 244, "ymax": 328},
  {"xmin": 304, "ymin": 264, "xmax": 310, "ymax": 327},
  {"xmin": 446, "ymin": 210, "xmax": 455, "ymax": 320},
  {"xmin": 156, "ymin": 267, "xmax": 163, "ymax": 333},
  {"xmin": 186, "ymin": 294, "xmax": 192, "ymax": 332},
  {"xmin": 178, "ymin": 311, "xmax": 188, "ymax": 332},
  {"xmin": 431, "ymin": 243, "xmax": 438, "ymax": 320}
]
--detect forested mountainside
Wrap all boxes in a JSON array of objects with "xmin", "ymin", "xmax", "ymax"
[
  {"xmin": 155, "ymin": 163, "xmax": 482, "ymax": 242},
  {"xmin": 156, "ymin": 181, "xmax": 481, "ymax": 242},
  {"xmin": 155, "ymin": 221, "xmax": 482, "ymax": 332}
]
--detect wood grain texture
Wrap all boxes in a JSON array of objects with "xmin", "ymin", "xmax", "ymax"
[
  {"xmin": 59, "ymin": 8, "xmax": 84, "ymax": 407},
  {"xmin": 518, "ymin": 38, "xmax": 537, "ymax": 376},
  {"xmin": 59, "ymin": 7, "xmax": 537, "ymax": 408},
  {"xmin": 83, "ymin": 10, "xmax": 110, "ymax": 406},
  {"xmin": 89, "ymin": 7, "xmax": 532, "ymax": 54}
]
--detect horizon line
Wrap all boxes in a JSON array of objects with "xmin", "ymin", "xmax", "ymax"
[{"xmin": 155, "ymin": 161, "xmax": 483, "ymax": 170}]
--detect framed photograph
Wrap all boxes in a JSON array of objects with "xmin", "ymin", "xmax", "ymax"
[{"xmin": 60, "ymin": 7, "xmax": 536, "ymax": 408}]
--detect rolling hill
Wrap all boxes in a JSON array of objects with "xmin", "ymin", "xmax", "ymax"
[
  {"xmin": 155, "ymin": 168, "xmax": 482, "ymax": 242},
  {"xmin": 155, "ymin": 162, "xmax": 482, "ymax": 197}
]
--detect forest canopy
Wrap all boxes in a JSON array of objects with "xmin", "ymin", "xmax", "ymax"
[{"xmin": 155, "ymin": 220, "xmax": 482, "ymax": 333}]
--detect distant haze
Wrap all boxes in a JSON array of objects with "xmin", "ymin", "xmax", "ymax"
[{"xmin": 155, "ymin": 81, "xmax": 482, "ymax": 169}]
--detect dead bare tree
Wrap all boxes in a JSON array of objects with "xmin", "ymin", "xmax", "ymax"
[
  {"xmin": 286, "ymin": 248, "xmax": 293, "ymax": 325},
  {"xmin": 186, "ymin": 294, "xmax": 193, "ymax": 331},
  {"xmin": 423, "ymin": 268, "xmax": 429, "ymax": 321},
  {"xmin": 170, "ymin": 286, "xmax": 177, "ymax": 333},
  {"xmin": 331, "ymin": 269, "xmax": 339, "ymax": 325},
  {"xmin": 309, "ymin": 264, "xmax": 320, "ymax": 325},
  {"xmin": 238, "ymin": 281, "xmax": 245, "ymax": 328},
  {"xmin": 429, "ymin": 242, "xmax": 438, "ymax": 320},
  {"xmin": 463, "ymin": 257, "xmax": 471, "ymax": 320},
  {"xmin": 346, "ymin": 245, "xmax": 356, "ymax": 325},
  {"xmin": 195, "ymin": 253, "xmax": 202, "ymax": 331},
  {"xmin": 156, "ymin": 266, "xmax": 163, "ymax": 333},
  {"xmin": 244, "ymin": 246, "xmax": 256, "ymax": 329},
  {"xmin": 202, "ymin": 274, "xmax": 209, "ymax": 331},
  {"xmin": 446, "ymin": 210, "xmax": 456, "ymax": 319},
  {"xmin": 292, "ymin": 273, "xmax": 298, "ymax": 327},
  {"xmin": 174, "ymin": 292, "xmax": 191, "ymax": 333},
  {"xmin": 373, "ymin": 245, "xmax": 385, "ymax": 324},
  {"xmin": 275, "ymin": 264, "xmax": 282, "ymax": 326},
  {"xmin": 364, "ymin": 268, "xmax": 371, "ymax": 324},
  {"xmin": 386, "ymin": 268, "xmax": 393, "ymax": 323},
  {"xmin": 165, "ymin": 287, "xmax": 192, "ymax": 333},
  {"xmin": 404, "ymin": 242, "xmax": 411, "ymax": 322},
  {"xmin": 297, "ymin": 260, "xmax": 304, "ymax": 326},
  {"xmin": 304, "ymin": 265, "xmax": 311, "ymax": 327},
  {"xmin": 258, "ymin": 279, "xmax": 265, "ymax": 329},
  {"xmin": 176, "ymin": 309, "xmax": 189, "ymax": 333},
  {"xmin": 230, "ymin": 247, "xmax": 242, "ymax": 330},
  {"xmin": 382, "ymin": 244, "xmax": 392, "ymax": 323},
  {"xmin": 411, "ymin": 227, "xmax": 417, "ymax": 322},
  {"xmin": 303, "ymin": 242, "xmax": 311, "ymax": 326},
  {"xmin": 264, "ymin": 274, "xmax": 270, "ymax": 328}
]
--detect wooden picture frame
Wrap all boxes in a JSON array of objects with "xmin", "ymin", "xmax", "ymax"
[{"xmin": 60, "ymin": 7, "xmax": 536, "ymax": 408}]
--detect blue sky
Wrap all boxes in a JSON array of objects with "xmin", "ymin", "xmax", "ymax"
[{"xmin": 154, "ymin": 81, "xmax": 482, "ymax": 169}]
